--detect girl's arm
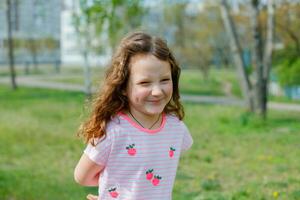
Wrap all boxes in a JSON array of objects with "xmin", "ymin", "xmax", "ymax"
[{"xmin": 74, "ymin": 153, "xmax": 105, "ymax": 186}]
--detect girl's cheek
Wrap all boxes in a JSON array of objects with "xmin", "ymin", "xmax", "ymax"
[
  {"xmin": 164, "ymin": 83, "xmax": 173, "ymax": 92},
  {"xmin": 135, "ymin": 87, "xmax": 151, "ymax": 97}
]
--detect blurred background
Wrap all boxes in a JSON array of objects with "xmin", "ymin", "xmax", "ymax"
[{"xmin": 0, "ymin": 0, "xmax": 300, "ymax": 199}]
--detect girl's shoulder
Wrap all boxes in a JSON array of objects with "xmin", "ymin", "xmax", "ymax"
[
  {"xmin": 165, "ymin": 113, "xmax": 182, "ymax": 123},
  {"xmin": 90, "ymin": 116, "xmax": 123, "ymax": 145},
  {"xmin": 165, "ymin": 113, "xmax": 188, "ymax": 130},
  {"xmin": 106, "ymin": 115, "xmax": 123, "ymax": 133}
]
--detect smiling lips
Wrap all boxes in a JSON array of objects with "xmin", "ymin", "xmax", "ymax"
[{"xmin": 147, "ymin": 99, "xmax": 162, "ymax": 103}]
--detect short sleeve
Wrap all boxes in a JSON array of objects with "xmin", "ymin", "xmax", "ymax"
[
  {"xmin": 83, "ymin": 133, "xmax": 113, "ymax": 166},
  {"xmin": 181, "ymin": 122, "xmax": 193, "ymax": 152}
]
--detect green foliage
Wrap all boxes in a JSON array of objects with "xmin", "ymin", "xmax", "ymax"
[
  {"xmin": 276, "ymin": 58, "xmax": 300, "ymax": 86},
  {"xmin": 163, "ymin": 2, "xmax": 228, "ymax": 75},
  {"xmin": 273, "ymin": 46, "xmax": 299, "ymax": 66},
  {"xmin": 72, "ymin": 0, "xmax": 147, "ymax": 52},
  {"xmin": 274, "ymin": 3, "xmax": 300, "ymax": 63}
]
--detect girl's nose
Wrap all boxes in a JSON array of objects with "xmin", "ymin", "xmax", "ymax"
[{"xmin": 151, "ymin": 85, "xmax": 163, "ymax": 96}]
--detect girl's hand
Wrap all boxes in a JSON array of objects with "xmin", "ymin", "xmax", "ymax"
[{"xmin": 86, "ymin": 194, "xmax": 98, "ymax": 200}]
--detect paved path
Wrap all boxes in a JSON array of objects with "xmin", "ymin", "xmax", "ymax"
[
  {"xmin": 182, "ymin": 95, "xmax": 300, "ymax": 112},
  {"xmin": 1, "ymin": 75, "xmax": 300, "ymax": 112},
  {"xmin": 0, "ymin": 75, "xmax": 88, "ymax": 92}
]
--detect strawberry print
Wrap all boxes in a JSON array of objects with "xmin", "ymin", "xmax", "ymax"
[
  {"xmin": 152, "ymin": 175, "xmax": 162, "ymax": 186},
  {"xmin": 126, "ymin": 144, "xmax": 136, "ymax": 156},
  {"xmin": 146, "ymin": 169, "xmax": 154, "ymax": 180},
  {"xmin": 108, "ymin": 187, "xmax": 119, "ymax": 198},
  {"xmin": 169, "ymin": 147, "xmax": 176, "ymax": 158}
]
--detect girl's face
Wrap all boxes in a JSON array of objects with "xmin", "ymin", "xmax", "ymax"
[{"xmin": 125, "ymin": 54, "xmax": 173, "ymax": 119}]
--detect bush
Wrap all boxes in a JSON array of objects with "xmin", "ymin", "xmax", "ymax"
[{"xmin": 276, "ymin": 58, "xmax": 300, "ymax": 86}]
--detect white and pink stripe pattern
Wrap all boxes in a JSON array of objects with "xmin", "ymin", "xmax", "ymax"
[{"xmin": 84, "ymin": 113, "xmax": 193, "ymax": 200}]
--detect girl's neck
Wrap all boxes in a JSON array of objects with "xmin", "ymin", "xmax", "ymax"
[{"xmin": 127, "ymin": 109, "xmax": 162, "ymax": 130}]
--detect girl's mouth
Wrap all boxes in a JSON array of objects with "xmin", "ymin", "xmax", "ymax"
[{"xmin": 148, "ymin": 99, "xmax": 162, "ymax": 103}]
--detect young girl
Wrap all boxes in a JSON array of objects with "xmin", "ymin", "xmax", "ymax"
[{"xmin": 74, "ymin": 32, "xmax": 193, "ymax": 200}]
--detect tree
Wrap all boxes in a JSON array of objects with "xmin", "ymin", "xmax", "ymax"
[
  {"xmin": 72, "ymin": 0, "xmax": 97, "ymax": 96},
  {"xmin": 72, "ymin": 0, "xmax": 146, "ymax": 95},
  {"xmin": 220, "ymin": 0, "xmax": 275, "ymax": 118},
  {"xmin": 270, "ymin": 1, "xmax": 300, "ymax": 92},
  {"xmin": 274, "ymin": 1, "xmax": 300, "ymax": 60},
  {"xmin": 163, "ymin": 1, "xmax": 230, "ymax": 78},
  {"xmin": 6, "ymin": 0, "xmax": 17, "ymax": 90}
]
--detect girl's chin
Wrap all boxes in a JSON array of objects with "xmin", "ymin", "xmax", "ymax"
[
  {"xmin": 144, "ymin": 108, "xmax": 165, "ymax": 116},
  {"xmin": 130, "ymin": 104, "xmax": 166, "ymax": 117}
]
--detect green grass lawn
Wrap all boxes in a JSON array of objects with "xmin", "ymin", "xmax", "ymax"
[
  {"xmin": 180, "ymin": 69, "xmax": 241, "ymax": 97},
  {"xmin": 0, "ymin": 86, "xmax": 300, "ymax": 200},
  {"xmin": 178, "ymin": 104, "xmax": 300, "ymax": 200}
]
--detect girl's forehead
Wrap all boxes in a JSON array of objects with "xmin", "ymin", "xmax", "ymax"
[{"xmin": 129, "ymin": 54, "xmax": 170, "ymax": 70}]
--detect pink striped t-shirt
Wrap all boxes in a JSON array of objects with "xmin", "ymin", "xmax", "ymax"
[{"xmin": 84, "ymin": 113, "xmax": 193, "ymax": 200}]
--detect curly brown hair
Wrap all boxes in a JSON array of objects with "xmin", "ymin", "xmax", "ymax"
[{"xmin": 78, "ymin": 32, "xmax": 184, "ymax": 145}]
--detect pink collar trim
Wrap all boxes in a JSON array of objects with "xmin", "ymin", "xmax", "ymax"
[{"xmin": 118, "ymin": 112, "xmax": 166, "ymax": 134}]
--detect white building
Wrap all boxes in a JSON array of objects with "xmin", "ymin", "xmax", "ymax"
[
  {"xmin": 0, "ymin": 0, "xmax": 61, "ymax": 64},
  {"xmin": 61, "ymin": 0, "xmax": 109, "ymax": 67}
]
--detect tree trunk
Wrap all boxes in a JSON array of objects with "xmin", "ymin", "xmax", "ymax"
[
  {"xmin": 6, "ymin": 0, "xmax": 17, "ymax": 90},
  {"xmin": 220, "ymin": 0, "xmax": 253, "ymax": 111},
  {"xmin": 262, "ymin": 0, "xmax": 275, "ymax": 117},
  {"xmin": 29, "ymin": 38, "xmax": 38, "ymax": 72},
  {"xmin": 250, "ymin": 0, "xmax": 274, "ymax": 118},
  {"xmin": 221, "ymin": 0, "xmax": 274, "ymax": 118},
  {"xmin": 72, "ymin": 0, "xmax": 92, "ymax": 97},
  {"xmin": 250, "ymin": 0, "xmax": 265, "ymax": 116}
]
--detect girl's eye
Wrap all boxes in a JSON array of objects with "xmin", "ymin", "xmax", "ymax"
[
  {"xmin": 139, "ymin": 81, "xmax": 150, "ymax": 85},
  {"xmin": 161, "ymin": 78, "xmax": 170, "ymax": 82}
]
